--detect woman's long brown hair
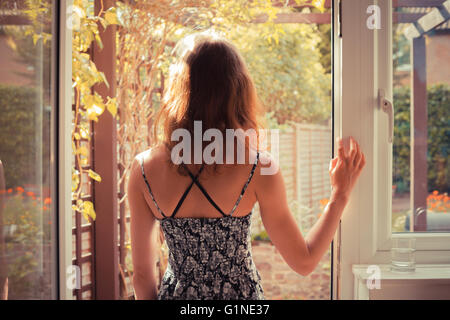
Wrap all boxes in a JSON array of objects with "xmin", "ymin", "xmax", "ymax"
[{"xmin": 153, "ymin": 32, "xmax": 264, "ymax": 174}]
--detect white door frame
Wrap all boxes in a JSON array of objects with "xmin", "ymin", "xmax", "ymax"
[
  {"xmin": 333, "ymin": 0, "xmax": 450, "ymax": 300},
  {"xmin": 58, "ymin": 0, "xmax": 74, "ymax": 300}
]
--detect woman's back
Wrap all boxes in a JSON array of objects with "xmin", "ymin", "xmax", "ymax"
[
  {"xmin": 138, "ymin": 145, "xmax": 265, "ymax": 299},
  {"xmin": 139, "ymin": 145, "xmax": 260, "ymax": 220}
]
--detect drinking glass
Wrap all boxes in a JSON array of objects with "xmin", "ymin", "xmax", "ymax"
[{"xmin": 390, "ymin": 238, "xmax": 416, "ymax": 272}]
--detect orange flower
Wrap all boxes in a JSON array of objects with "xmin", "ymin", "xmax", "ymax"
[
  {"xmin": 7, "ymin": 188, "xmax": 12, "ymax": 193},
  {"xmin": 26, "ymin": 191, "xmax": 35, "ymax": 197},
  {"xmin": 433, "ymin": 190, "xmax": 439, "ymax": 195},
  {"xmin": 16, "ymin": 186, "xmax": 24, "ymax": 193},
  {"xmin": 44, "ymin": 197, "xmax": 52, "ymax": 205},
  {"xmin": 319, "ymin": 198, "xmax": 329, "ymax": 206},
  {"xmin": 42, "ymin": 206, "xmax": 48, "ymax": 211}
]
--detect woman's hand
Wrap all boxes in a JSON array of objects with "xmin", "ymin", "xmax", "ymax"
[
  {"xmin": 329, "ymin": 136, "xmax": 366, "ymax": 199},
  {"xmin": 256, "ymin": 136, "xmax": 366, "ymax": 276}
]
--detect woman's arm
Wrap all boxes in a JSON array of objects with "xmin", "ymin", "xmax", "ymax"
[
  {"xmin": 255, "ymin": 137, "xmax": 365, "ymax": 276},
  {"xmin": 127, "ymin": 155, "xmax": 159, "ymax": 299}
]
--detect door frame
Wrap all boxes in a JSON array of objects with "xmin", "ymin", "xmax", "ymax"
[
  {"xmin": 333, "ymin": 0, "xmax": 450, "ymax": 300},
  {"xmin": 58, "ymin": 0, "xmax": 74, "ymax": 300}
]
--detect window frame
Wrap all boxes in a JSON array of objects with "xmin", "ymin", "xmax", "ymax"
[
  {"xmin": 333, "ymin": 0, "xmax": 450, "ymax": 300},
  {"xmin": 58, "ymin": 0, "xmax": 74, "ymax": 300}
]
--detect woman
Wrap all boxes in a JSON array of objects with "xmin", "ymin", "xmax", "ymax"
[{"xmin": 127, "ymin": 32, "xmax": 365, "ymax": 300}]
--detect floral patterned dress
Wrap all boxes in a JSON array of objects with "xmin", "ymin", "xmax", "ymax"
[{"xmin": 139, "ymin": 152, "xmax": 265, "ymax": 300}]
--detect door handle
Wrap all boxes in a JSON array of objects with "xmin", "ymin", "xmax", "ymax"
[{"xmin": 378, "ymin": 89, "xmax": 394, "ymax": 143}]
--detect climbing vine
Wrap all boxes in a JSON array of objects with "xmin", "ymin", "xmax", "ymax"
[{"xmin": 71, "ymin": 0, "xmax": 118, "ymax": 221}]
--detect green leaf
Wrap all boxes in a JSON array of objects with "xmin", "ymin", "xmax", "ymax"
[
  {"xmin": 76, "ymin": 146, "xmax": 89, "ymax": 156},
  {"xmin": 95, "ymin": 33, "xmax": 103, "ymax": 50},
  {"xmin": 88, "ymin": 169, "xmax": 102, "ymax": 182},
  {"xmin": 82, "ymin": 201, "xmax": 96, "ymax": 221},
  {"xmin": 86, "ymin": 108, "xmax": 99, "ymax": 122},
  {"xmin": 32, "ymin": 34, "xmax": 41, "ymax": 45},
  {"xmin": 106, "ymin": 97, "xmax": 117, "ymax": 117},
  {"xmin": 104, "ymin": 8, "xmax": 118, "ymax": 25},
  {"xmin": 99, "ymin": 71, "xmax": 109, "ymax": 88}
]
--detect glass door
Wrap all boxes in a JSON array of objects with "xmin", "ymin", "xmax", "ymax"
[
  {"xmin": 391, "ymin": 2, "xmax": 450, "ymax": 233},
  {"xmin": 0, "ymin": 0, "xmax": 58, "ymax": 299},
  {"xmin": 335, "ymin": 0, "xmax": 450, "ymax": 299}
]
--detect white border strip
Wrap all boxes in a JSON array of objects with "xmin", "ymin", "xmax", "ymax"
[{"xmin": 59, "ymin": 0, "xmax": 74, "ymax": 300}]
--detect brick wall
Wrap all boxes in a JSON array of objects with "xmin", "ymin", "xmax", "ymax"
[
  {"xmin": 252, "ymin": 240, "xmax": 330, "ymax": 300},
  {"xmin": 250, "ymin": 123, "xmax": 332, "ymax": 300}
]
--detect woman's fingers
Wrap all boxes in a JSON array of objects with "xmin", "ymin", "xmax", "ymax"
[
  {"xmin": 359, "ymin": 152, "xmax": 366, "ymax": 170},
  {"xmin": 353, "ymin": 139, "xmax": 362, "ymax": 167},
  {"xmin": 349, "ymin": 137, "xmax": 357, "ymax": 162},
  {"xmin": 337, "ymin": 138, "xmax": 346, "ymax": 160}
]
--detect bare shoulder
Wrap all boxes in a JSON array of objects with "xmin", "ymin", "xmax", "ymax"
[
  {"xmin": 129, "ymin": 145, "xmax": 168, "ymax": 183},
  {"xmin": 135, "ymin": 145, "xmax": 168, "ymax": 168},
  {"xmin": 253, "ymin": 150, "xmax": 282, "ymax": 193},
  {"xmin": 255, "ymin": 150, "xmax": 281, "ymax": 178}
]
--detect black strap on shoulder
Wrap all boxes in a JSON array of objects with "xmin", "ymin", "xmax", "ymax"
[
  {"xmin": 139, "ymin": 156, "xmax": 168, "ymax": 219},
  {"xmin": 140, "ymin": 151, "xmax": 259, "ymax": 219},
  {"xmin": 229, "ymin": 151, "xmax": 260, "ymax": 216},
  {"xmin": 140, "ymin": 156, "xmax": 205, "ymax": 219},
  {"xmin": 170, "ymin": 165, "xmax": 204, "ymax": 218},
  {"xmin": 181, "ymin": 163, "xmax": 227, "ymax": 217}
]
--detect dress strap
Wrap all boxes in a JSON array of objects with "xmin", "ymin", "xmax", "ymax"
[
  {"xmin": 181, "ymin": 163, "xmax": 227, "ymax": 217},
  {"xmin": 170, "ymin": 165, "xmax": 204, "ymax": 218},
  {"xmin": 140, "ymin": 156, "xmax": 205, "ymax": 219},
  {"xmin": 229, "ymin": 151, "xmax": 260, "ymax": 217},
  {"xmin": 140, "ymin": 151, "xmax": 259, "ymax": 219},
  {"xmin": 139, "ymin": 156, "xmax": 168, "ymax": 219}
]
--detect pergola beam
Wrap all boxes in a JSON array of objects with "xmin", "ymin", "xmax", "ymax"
[
  {"xmin": 403, "ymin": 0, "xmax": 450, "ymax": 39},
  {"xmin": 394, "ymin": 12, "xmax": 426, "ymax": 23},
  {"xmin": 272, "ymin": 0, "xmax": 331, "ymax": 8},
  {"xmin": 393, "ymin": 0, "xmax": 445, "ymax": 7},
  {"xmin": 253, "ymin": 12, "xmax": 330, "ymax": 24},
  {"xmin": 0, "ymin": 15, "xmax": 31, "ymax": 25},
  {"xmin": 271, "ymin": 0, "xmax": 444, "ymax": 8},
  {"xmin": 253, "ymin": 12, "xmax": 436, "ymax": 24},
  {"xmin": 92, "ymin": 0, "xmax": 119, "ymax": 300}
]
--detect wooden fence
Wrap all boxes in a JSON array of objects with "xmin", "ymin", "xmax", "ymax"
[{"xmin": 251, "ymin": 123, "xmax": 332, "ymax": 235}]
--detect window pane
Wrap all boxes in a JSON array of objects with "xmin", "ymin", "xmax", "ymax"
[
  {"xmin": 0, "ymin": 0, "xmax": 57, "ymax": 299},
  {"xmin": 392, "ymin": 5, "xmax": 450, "ymax": 233}
]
